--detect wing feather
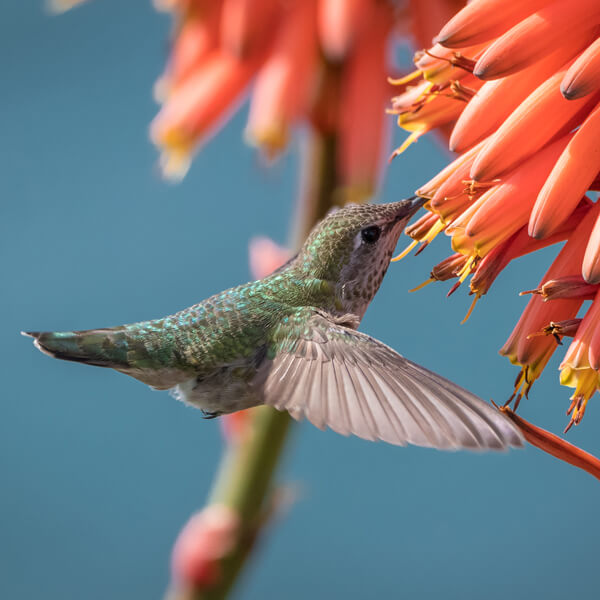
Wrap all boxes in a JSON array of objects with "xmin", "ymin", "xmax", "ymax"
[{"xmin": 258, "ymin": 311, "xmax": 523, "ymax": 451}]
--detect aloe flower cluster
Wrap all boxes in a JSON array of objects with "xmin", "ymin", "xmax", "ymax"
[
  {"xmin": 390, "ymin": 0, "xmax": 600, "ymax": 431},
  {"xmin": 149, "ymin": 0, "xmax": 467, "ymax": 197}
]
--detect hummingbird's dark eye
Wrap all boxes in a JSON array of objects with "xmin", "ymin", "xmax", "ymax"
[{"xmin": 361, "ymin": 225, "xmax": 381, "ymax": 244}]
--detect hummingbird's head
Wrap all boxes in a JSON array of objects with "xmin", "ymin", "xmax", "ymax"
[{"xmin": 298, "ymin": 198, "xmax": 425, "ymax": 318}]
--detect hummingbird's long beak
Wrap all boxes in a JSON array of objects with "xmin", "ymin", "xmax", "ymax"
[
  {"xmin": 393, "ymin": 195, "xmax": 427, "ymax": 225},
  {"xmin": 405, "ymin": 195, "xmax": 427, "ymax": 219}
]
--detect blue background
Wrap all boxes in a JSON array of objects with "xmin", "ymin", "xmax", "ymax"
[{"xmin": 2, "ymin": 2, "xmax": 598, "ymax": 599}]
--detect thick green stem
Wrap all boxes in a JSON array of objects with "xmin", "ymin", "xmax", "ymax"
[{"xmin": 165, "ymin": 126, "xmax": 341, "ymax": 600}]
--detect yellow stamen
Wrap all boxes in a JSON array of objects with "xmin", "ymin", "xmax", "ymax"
[
  {"xmin": 422, "ymin": 219, "xmax": 445, "ymax": 244},
  {"xmin": 391, "ymin": 239, "xmax": 418, "ymax": 262},
  {"xmin": 409, "ymin": 278, "xmax": 435, "ymax": 292},
  {"xmin": 460, "ymin": 293, "xmax": 481, "ymax": 324},
  {"xmin": 389, "ymin": 130, "xmax": 425, "ymax": 160},
  {"xmin": 457, "ymin": 254, "xmax": 476, "ymax": 284},
  {"xmin": 388, "ymin": 70, "xmax": 422, "ymax": 86}
]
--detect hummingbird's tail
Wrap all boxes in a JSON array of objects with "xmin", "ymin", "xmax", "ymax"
[
  {"xmin": 22, "ymin": 328, "xmax": 133, "ymax": 369},
  {"xmin": 22, "ymin": 323, "xmax": 191, "ymax": 389}
]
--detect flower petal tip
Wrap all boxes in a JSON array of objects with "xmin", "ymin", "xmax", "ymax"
[
  {"xmin": 559, "ymin": 83, "xmax": 581, "ymax": 101},
  {"xmin": 582, "ymin": 270, "xmax": 600, "ymax": 286},
  {"xmin": 527, "ymin": 220, "xmax": 548, "ymax": 241}
]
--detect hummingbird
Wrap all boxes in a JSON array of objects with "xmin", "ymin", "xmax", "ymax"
[{"xmin": 23, "ymin": 198, "xmax": 522, "ymax": 450}]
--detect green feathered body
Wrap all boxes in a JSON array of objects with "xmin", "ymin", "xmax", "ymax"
[
  {"xmin": 24, "ymin": 200, "xmax": 525, "ymax": 449},
  {"xmin": 26, "ymin": 269, "xmax": 337, "ymax": 412}
]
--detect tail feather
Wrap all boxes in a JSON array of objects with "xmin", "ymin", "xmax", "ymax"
[
  {"xmin": 22, "ymin": 326, "xmax": 191, "ymax": 389},
  {"xmin": 22, "ymin": 328, "xmax": 131, "ymax": 369}
]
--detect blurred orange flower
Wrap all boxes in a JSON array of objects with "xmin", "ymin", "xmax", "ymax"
[
  {"xmin": 150, "ymin": 0, "xmax": 467, "ymax": 199},
  {"xmin": 391, "ymin": 0, "xmax": 600, "ymax": 430}
]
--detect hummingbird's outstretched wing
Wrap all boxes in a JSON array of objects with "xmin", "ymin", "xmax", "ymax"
[{"xmin": 259, "ymin": 311, "xmax": 523, "ymax": 450}]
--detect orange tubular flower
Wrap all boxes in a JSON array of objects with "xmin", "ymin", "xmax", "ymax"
[
  {"xmin": 391, "ymin": 1, "xmax": 600, "ymax": 431},
  {"xmin": 151, "ymin": 50, "xmax": 265, "ymax": 179},
  {"xmin": 434, "ymin": 0, "xmax": 552, "ymax": 48},
  {"xmin": 409, "ymin": 0, "xmax": 465, "ymax": 51},
  {"xmin": 449, "ymin": 38, "xmax": 588, "ymax": 152},
  {"xmin": 472, "ymin": 0, "xmax": 600, "ymax": 80},
  {"xmin": 499, "ymin": 203, "xmax": 600, "ymax": 405},
  {"xmin": 338, "ymin": 4, "xmax": 393, "ymax": 198},
  {"xmin": 561, "ymin": 37, "xmax": 600, "ymax": 100},
  {"xmin": 146, "ymin": 0, "xmax": 472, "ymax": 197},
  {"xmin": 220, "ymin": 0, "xmax": 280, "ymax": 58},
  {"xmin": 560, "ymin": 290, "xmax": 600, "ymax": 431},
  {"xmin": 583, "ymin": 212, "xmax": 600, "ymax": 285},
  {"xmin": 317, "ymin": 0, "xmax": 373, "ymax": 61},
  {"xmin": 530, "ymin": 102, "xmax": 600, "ymax": 239},
  {"xmin": 460, "ymin": 138, "xmax": 570, "ymax": 258},
  {"xmin": 245, "ymin": 1, "xmax": 319, "ymax": 156},
  {"xmin": 469, "ymin": 68, "xmax": 597, "ymax": 182}
]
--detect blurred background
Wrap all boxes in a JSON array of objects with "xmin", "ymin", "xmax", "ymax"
[{"xmin": 2, "ymin": 2, "xmax": 599, "ymax": 599}]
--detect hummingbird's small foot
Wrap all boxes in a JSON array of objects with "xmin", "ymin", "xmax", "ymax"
[{"xmin": 201, "ymin": 410, "xmax": 220, "ymax": 419}]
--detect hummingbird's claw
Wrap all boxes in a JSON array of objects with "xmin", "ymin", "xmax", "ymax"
[{"xmin": 201, "ymin": 410, "xmax": 220, "ymax": 420}]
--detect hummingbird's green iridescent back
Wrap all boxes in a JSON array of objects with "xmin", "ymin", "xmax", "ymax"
[{"xmin": 24, "ymin": 199, "xmax": 524, "ymax": 450}]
